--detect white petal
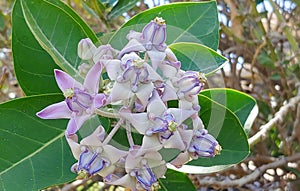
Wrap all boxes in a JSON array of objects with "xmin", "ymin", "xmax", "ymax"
[
  {"xmin": 80, "ymin": 126, "xmax": 105, "ymax": 146},
  {"xmin": 135, "ymin": 83, "xmax": 154, "ymax": 108},
  {"xmin": 167, "ymin": 108, "xmax": 196, "ymax": 124},
  {"xmin": 109, "ymin": 82, "xmax": 133, "ymax": 103},
  {"xmin": 119, "ymin": 112, "xmax": 150, "ymax": 134},
  {"xmin": 147, "ymin": 90, "xmax": 167, "ymax": 116},
  {"xmin": 104, "ymin": 59, "xmax": 122, "ymax": 80},
  {"xmin": 65, "ymin": 133, "xmax": 81, "ymax": 160}
]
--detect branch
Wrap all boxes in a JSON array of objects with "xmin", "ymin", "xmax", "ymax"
[
  {"xmin": 198, "ymin": 153, "xmax": 300, "ymax": 188},
  {"xmin": 248, "ymin": 94, "xmax": 300, "ymax": 147}
]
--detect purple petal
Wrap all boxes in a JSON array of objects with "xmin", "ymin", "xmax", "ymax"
[
  {"xmin": 37, "ymin": 101, "xmax": 71, "ymax": 119},
  {"xmin": 66, "ymin": 114, "xmax": 90, "ymax": 136},
  {"xmin": 83, "ymin": 62, "xmax": 103, "ymax": 93},
  {"xmin": 118, "ymin": 39, "xmax": 146, "ymax": 59},
  {"xmin": 153, "ymin": 24, "xmax": 166, "ymax": 47},
  {"xmin": 145, "ymin": 64, "xmax": 163, "ymax": 82},
  {"xmin": 54, "ymin": 69, "xmax": 82, "ymax": 92},
  {"xmin": 161, "ymin": 81, "xmax": 178, "ymax": 101},
  {"xmin": 94, "ymin": 93, "xmax": 107, "ymax": 108}
]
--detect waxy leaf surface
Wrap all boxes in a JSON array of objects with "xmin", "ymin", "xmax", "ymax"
[
  {"xmin": 169, "ymin": 42, "xmax": 227, "ymax": 74},
  {"xmin": 201, "ymin": 88, "xmax": 258, "ymax": 132},
  {"xmin": 109, "ymin": 1, "xmax": 219, "ymax": 51},
  {"xmin": 0, "ymin": 94, "xmax": 75, "ymax": 190},
  {"xmin": 158, "ymin": 169, "xmax": 196, "ymax": 191},
  {"xmin": 12, "ymin": 0, "xmax": 98, "ymax": 95}
]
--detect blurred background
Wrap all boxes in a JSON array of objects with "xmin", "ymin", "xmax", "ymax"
[{"xmin": 1, "ymin": 0, "xmax": 300, "ymax": 190}]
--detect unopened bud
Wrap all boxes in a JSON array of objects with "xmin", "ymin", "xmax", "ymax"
[{"xmin": 78, "ymin": 38, "xmax": 96, "ymax": 60}]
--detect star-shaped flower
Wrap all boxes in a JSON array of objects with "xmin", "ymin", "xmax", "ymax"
[
  {"xmin": 104, "ymin": 147, "xmax": 166, "ymax": 191},
  {"xmin": 120, "ymin": 90, "xmax": 196, "ymax": 152},
  {"xmin": 66, "ymin": 126, "xmax": 127, "ymax": 177},
  {"xmin": 36, "ymin": 62, "xmax": 106, "ymax": 136},
  {"xmin": 105, "ymin": 52, "xmax": 162, "ymax": 108}
]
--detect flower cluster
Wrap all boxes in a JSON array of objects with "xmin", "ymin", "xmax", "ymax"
[{"xmin": 37, "ymin": 17, "xmax": 222, "ymax": 191}]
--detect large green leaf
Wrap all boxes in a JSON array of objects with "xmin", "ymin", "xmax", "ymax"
[
  {"xmin": 12, "ymin": 0, "xmax": 98, "ymax": 95},
  {"xmin": 158, "ymin": 169, "xmax": 196, "ymax": 191},
  {"xmin": 169, "ymin": 42, "xmax": 227, "ymax": 75},
  {"xmin": 170, "ymin": 94, "xmax": 249, "ymax": 174},
  {"xmin": 109, "ymin": 1, "xmax": 219, "ymax": 50},
  {"xmin": 0, "ymin": 94, "xmax": 76, "ymax": 190},
  {"xmin": 201, "ymin": 88, "xmax": 258, "ymax": 132}
]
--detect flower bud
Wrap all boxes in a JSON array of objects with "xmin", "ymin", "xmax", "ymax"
[
  {"xmin": 78, "ymin": 38, "xmax": 96, "ymax": 60},
  {"xmin": 189, "ymin": 129, "xmax": 222, "ymax": 158},
  {"xmin": 142, "ymin": 17, "xmax": 167, "ymax": 51}
]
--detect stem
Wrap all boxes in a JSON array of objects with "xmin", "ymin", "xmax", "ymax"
[
  {"xmin": 103, "ymin": 119, "xmax": 124, "ymax": 145},
  {"xmin": 128, "ymin": 94, "xmax": 137, "ymax": 109},
  {"xmin": 126, "ymin": 121, "xmax": 135, "ymax": 147},
  {"xmin": 94, "ymin": 108, "xmax": 120, "ymax": 119}
]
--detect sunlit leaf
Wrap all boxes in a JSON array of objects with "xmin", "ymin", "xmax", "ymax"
[
  {"xmin": 109, "ymin": 1, "xmax": 219, "ymax": 51},
  {"xmin": 201, "ymin": 88, "xmax": 258, "ymax": 132},
  {"xmin": 12, "ymin": 0, "xmax": 98, "ymax": 95},
  {"xmin": 169, "ymin": 42, "xmax": 227, "ymax": 75}
]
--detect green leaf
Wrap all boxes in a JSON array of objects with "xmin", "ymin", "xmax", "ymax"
[
  {"xmin": 108, "ymin": 0, "xmax": 139, "ymax": 20},
  {"xmin": 169, "ymin": 42, "xmax": 227, "ymax": 75},
  {"xmin": 109, "ymin": 1, "xmax": 219, "ymax": 50},
  {"xmin": 0, "ymin": 12, "xmax": 5, "ymax": 31},
  {"xmin": 171, "ymin": 94, "xmax": 249, "ymax": 174},
  {"xmin": 158, "ymin": 169, "xmax": 196, "ymax": 191},
  {"xmin": 201, "ymin": 88, "xmax": 258, "ymax": 132},
  {"xmin": 0, "ymin": 94, "xmax": 75, "ymax": 190},
  {"xmin": 98, "ymin": 31, "xmax": 115, "ymax": 45},
  {"xmin": 12, "ymin": 0, "xmax": 98, "ymax": 95}
]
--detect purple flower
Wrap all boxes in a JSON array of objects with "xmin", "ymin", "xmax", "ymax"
[
  {"xmin": 188, "ymin": 129, "xmax": 222, "ymax": 159},
  {"xmin": 105, "ymin": 52, "xmax": 162, "ymax": 108},
  {"xmin": 36, "ymin": 62, "xmax": 106, "ymax": 136},
  {"xmin": 141, "ymin": 17, "xmax": 167, "ymax": 51},
  {"xmin": 118, "ymin": 17, "xmax": 167, "ymax": 59},
  {"xmin": 174, "ymin": 71, "xmax": 207, "ymax": 101},
  {"xmin": 66, "ymin": 126, "xmax": 128, "ymax": 177},
  {"xmin": 120, "ymin": 90, "xmax": 196, "ymax": 152},
  {"xmin": 77, "ymin": 38, "xmax": 96, "ymax": 60},
  {"xmin": 104, "ymin": 148, "xmax": 166, "ymax": 191},
  {"xmin": 170, "ymin": 129, "xmax": 221, "ymax": 167},
  {"xmin": 78, "ymin": 38, "xmax": 117, "ymax": 63}
]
